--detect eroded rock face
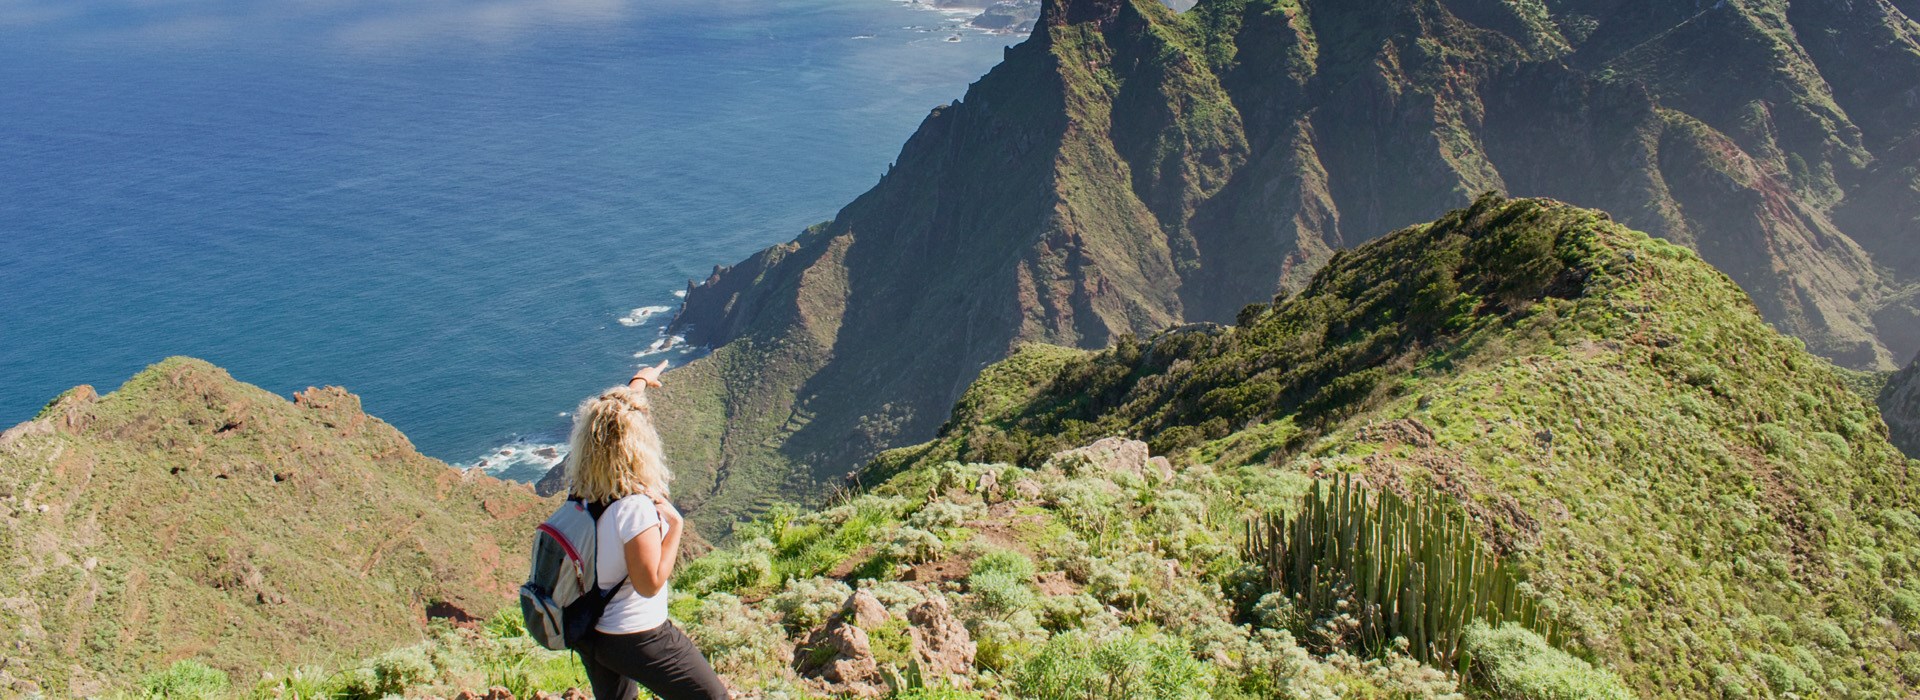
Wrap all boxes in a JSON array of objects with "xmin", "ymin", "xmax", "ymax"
[
  {"xmin": 1883, "ymin": 357, "xmax": 1920, "ymax": 459},
  {"xmin": 795, "ymin": 592, "xmax": 889, "ymax": 695},
  {"xmin": 795, "ymin": 587, "xmax": 974, "ymax": 696}
]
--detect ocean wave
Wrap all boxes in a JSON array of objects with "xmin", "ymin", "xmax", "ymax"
[
  {"xmin": 617, "ymin": 305, "xmax": 673, "ymax": 327},
  {"xmin": 633, "ymin": 334, "xmax": 689, "ymax": 357},
  {"xmin": 457, "ymin": 439, "xmax": 568, "ymax": 482}
]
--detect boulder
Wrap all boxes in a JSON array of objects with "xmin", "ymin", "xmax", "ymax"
[
  {"xmin": 1044, "ymin": 437, "xmax": 1150, "ymax": 480},
  {"xmin": 906, "ymin": 595, "xmax": 975, "ymax": 677}
]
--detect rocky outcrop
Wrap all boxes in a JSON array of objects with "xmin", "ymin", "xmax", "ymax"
[
  {"xmin": 1885, "ymin": 355, "xmax": 1920, "ymax": 459},
  {"xmin": 0, "ymin": 358, "xmax": 549, "ymax": 695},
  {"xmin": 794, "ymin": 588, "xmax": 975, "ymax": 696}
]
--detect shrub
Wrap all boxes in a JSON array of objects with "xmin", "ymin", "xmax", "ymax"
[
  {"xmin": 771, "ymin": 577, "xmax": 853, "ymax": 633},
  {"xmin": 865, "ymin": 580, "xmax": 931, "ymax": 613},
  {"xmin": 137, "ymin": 660, "xmax": 229, "ymax": 699},
  {"xmin": 910, "ymin": 501, "xmax": 972, "ymax": 530},
  {"xmin": 892, "ymin": 689, "xmax": 987, "ymax": 700},
  {"xmin": 883, "ymin": 526, "xmax": 946, "ymax": 565},
  {"xmin": 682, "ymin": 592, "xmax": 789, "ymax": 679},
  {"xmin": 1018, "ymin": 629, "xmax": 1212, "ymax": 700},
  {"xmin": 1038, "ymin": 592, "xmax": 1104, "ymax": 631},
  {"xmin": 1460, "ymin": 622, "xmax": 1632, "ymax": 700},
  {"xmin": 969, "ymin": 611, "xmax": 1047, "ymax": 673},
  {"xmin": 675, "ymin": 537, "xmax": 775, "ymax": 594},
  {"xmin": 484, "ymin": 606, "xmax": 527, "ymax": 639},
  {"xmin": 971, "ymin": 548, "xmax": 1036, "ymax": 581},
  {"xmin": 968, "ymin": 570, "xmax": 1037, "ymax": 619}
]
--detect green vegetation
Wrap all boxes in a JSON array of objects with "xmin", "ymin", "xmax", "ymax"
[
  {"xmin": 860, "ymin": 197, "xmax": 1920, "ymax": 696},
  {"xmin": 97, "ymin": 609, "xmax": 584, "ymax": 700},
  {"xmin": 1457, "ymin": 622, "xmax": 1631, "ymax": 700}
]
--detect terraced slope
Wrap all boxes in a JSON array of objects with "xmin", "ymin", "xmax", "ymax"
[
  {"xmin": 866, "ymin": 196, "xmax": 1920, "ymax": 696},
  {"xmin": 625, "ymin": 0, "xmax": 1920, "ymax": 531},
  {"xmin": 0, "ymin": 358, "xmax": 547, "ymax": 696}
]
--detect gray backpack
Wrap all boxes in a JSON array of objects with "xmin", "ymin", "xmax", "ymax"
[{"xmin": 519, "ymin": 497, "xmax": 628, "ymax": 650}]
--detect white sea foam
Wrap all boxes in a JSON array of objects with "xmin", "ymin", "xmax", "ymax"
[
  {"xmin": 672, "ymin": 289, "xmax": 687, "ymax": 298},
  {"xmin": 457, "ymin": 439, "xmax": 568, "ymax": 481},
  {"xmin": 617, "ymin": 305, "xmax": 672, "ymax": 327}
]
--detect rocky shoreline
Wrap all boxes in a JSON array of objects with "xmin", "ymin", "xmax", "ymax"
[{"xmin": 901, "ymin": 0, "xmax": 1042, "ymax": 36}]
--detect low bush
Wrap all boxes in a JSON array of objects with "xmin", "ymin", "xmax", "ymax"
[
  {"xmin": 770, "ymin": 576, "xmax": 853, "ymax": 633},
  {"xmin": 1460, "ymin": 622, "xmax": 1632, "ymax": 700},
  {"xmin": 1018, "ymin": 629, "xmax": 1212, "ymax": 700},
  {"xmin": 136, "ymin": 660, "xmax": 229, "ymax": 699}
]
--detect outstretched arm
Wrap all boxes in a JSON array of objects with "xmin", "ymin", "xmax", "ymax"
[{"xmin": 628, "ymin": 360, "xmax": 668, "ymax": 389}]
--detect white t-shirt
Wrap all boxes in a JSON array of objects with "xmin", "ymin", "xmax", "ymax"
[{"xmin": 594, "ymin": 494, "xmax": 670, "ymax": 633}]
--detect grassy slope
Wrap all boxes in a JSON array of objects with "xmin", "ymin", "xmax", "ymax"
[
  {"xmin": 255, "ymin": 197, "xmax": 1912, "ymax": 699},
  {"xmin": 635, "ymin": 0, "xmax": 1920, "ymax": 538},
  {"xmin": 870, "ymin": 197, "xmax": 1920, "ymax": 697},
  {"xmin": 0, "ymin": 358, "xmax": 547, "ymax": 696}
]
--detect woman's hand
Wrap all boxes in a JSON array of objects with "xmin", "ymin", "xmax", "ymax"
[
  {"xmin": 629, "ymin": 360, "xmax": 669, "ymax": 389},
  {"xmin": 651, "ymin": 491, "xmax": 684, "ymax": 531}
]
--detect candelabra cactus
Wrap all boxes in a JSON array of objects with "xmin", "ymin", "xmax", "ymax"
[{"xmin": 1242, "ymin": 475, "xmax": 1562, "ymax": 668}]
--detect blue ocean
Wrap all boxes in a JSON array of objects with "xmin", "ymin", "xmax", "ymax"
[{"xmin": 0, "ymin": 0, "xmax": 1016, "ymax": 481}]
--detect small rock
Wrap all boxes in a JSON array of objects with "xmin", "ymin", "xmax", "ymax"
[
  {"xmin": 82, "ymin": 557, "xmax": 98, "ymax": 571},
  {"xmin": 846, "ymin": 589, "xmax": 890, "ymax": 630},
  {"xmin": 1147, "ymin": 456, "xmax": 1174, "ymax": 482},
  {"xmin": 1012, "ymin": 479, "xmax": 1042, "ymax": 500}
]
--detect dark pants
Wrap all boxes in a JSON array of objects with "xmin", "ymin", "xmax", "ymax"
[{"xmin": 577, "ymin": 622, "xmax": 729, "ymax": 700}]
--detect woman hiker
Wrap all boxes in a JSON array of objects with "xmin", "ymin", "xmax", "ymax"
[{"xmin": 565, "ymin": 359, "xmax": 730, "ymax": 700}]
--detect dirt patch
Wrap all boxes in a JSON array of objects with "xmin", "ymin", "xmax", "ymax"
[
  {"xmin": 426, "ymin": 600, "xmax": 481, "ymax": 628},
  {"xmin": 1732, "ymin": 444, "xmax": 1828, "ymax": 582},
  {"xmin": 902, "ymin": 558, "xmax": 971, "ymax": 584},
  {"xmin": 1034, "ymin": 571, "xmax": 1079, "ymax": 596},
  {"xmin": 1351, "ymin": 419, "xmax": 1541, "ymax": 555},
  {"xmin": 826, "ymin": 545, "xmax": 877, "ymax": 580}
]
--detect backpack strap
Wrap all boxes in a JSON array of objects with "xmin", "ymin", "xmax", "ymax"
[{"xmin": 577, "ymin": 496, "xmax": 631, "ymax": 596}]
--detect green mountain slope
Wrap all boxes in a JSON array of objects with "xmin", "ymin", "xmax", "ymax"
[
  {"xmin": 621, "ymin": 0, "xmax": 1920, "ymax": 532},
  {"xmin": 1887, "ymin": 355, "xmax": 1920, "ymax": 458},
  {"xmin": 859, "ymin": 196, "xmax": 1920, "ymax": 696},
  {"xmin": 0, "ymin": 358, "xmax": 546, "ymax": 696}
]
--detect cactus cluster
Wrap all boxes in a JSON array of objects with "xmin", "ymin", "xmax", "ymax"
[{"xmin": 1242, "ymin": 475, "xmax": 1560, "ymax": 668}]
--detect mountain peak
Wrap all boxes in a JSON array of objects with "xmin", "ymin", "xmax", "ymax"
[
  {"xmin": 863, "ymin": 196, "xmax": 1920, "ymax": 695},
  {"xmin": 1038, "ymin": 0, "xmax": 1128, "ymax": 29}
]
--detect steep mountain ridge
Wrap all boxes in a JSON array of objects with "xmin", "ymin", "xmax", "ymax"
[
  {"xmin": 0, "ymin": 358, "xmax": 546, "ymax": 696},
  {"xmin": 865, "ymin": 196, "xmax": 1920, "ymax": 697},
  {"xmin": 632, "ymin": 0, "xmax": 1920, "ymax": 531}
]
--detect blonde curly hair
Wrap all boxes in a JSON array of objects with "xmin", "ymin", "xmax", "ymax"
[{"xmin": 565, "ymin": 385, "xmax": 671, "ymax": 503}]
